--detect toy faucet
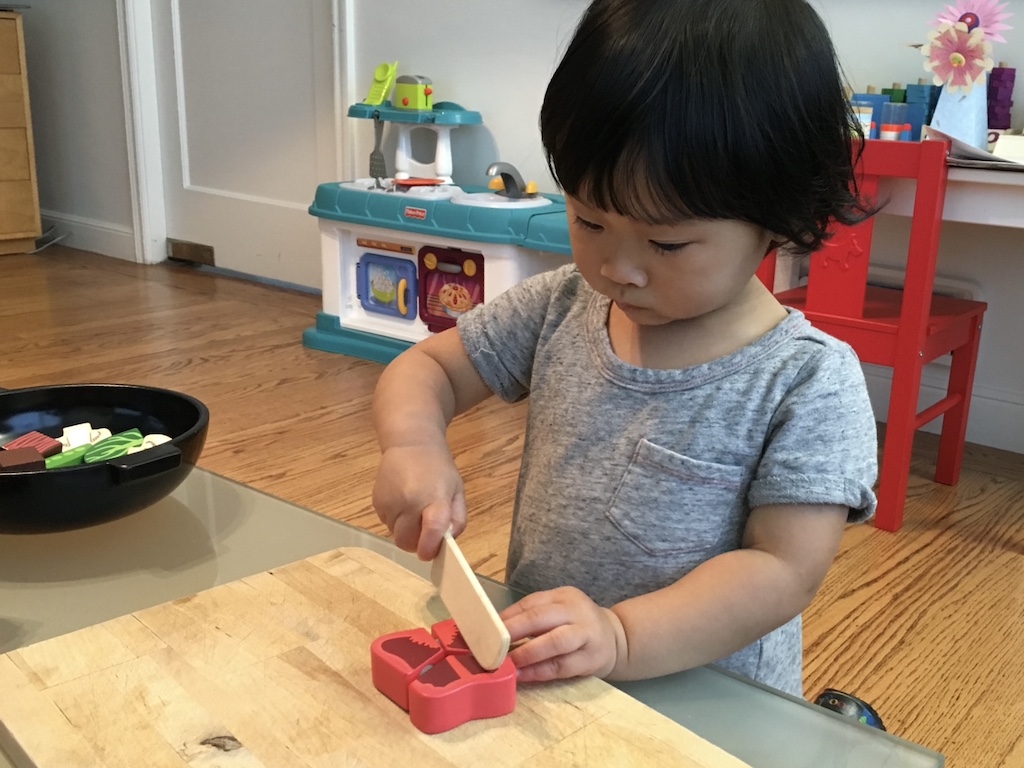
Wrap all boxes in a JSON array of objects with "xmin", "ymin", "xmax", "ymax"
[{"xmin": 487, "ymin": 162, "xmax": 539, "ymax": 198}]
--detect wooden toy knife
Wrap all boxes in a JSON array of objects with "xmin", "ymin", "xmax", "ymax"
[{"xmin": 431, "ymin": 530, "xmax": 511, "ymax": 670}]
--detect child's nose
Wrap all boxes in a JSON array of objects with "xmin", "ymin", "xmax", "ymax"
[{"xmin": 600, "ymin": 256, "xmax": 647, "ymax": 288}]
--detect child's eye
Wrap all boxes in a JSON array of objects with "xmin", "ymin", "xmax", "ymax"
[
  {"xmin": 573, "ymin": 216, "xmax": 603, "ymax": 232},
  {"xmin": 650, "ymin": 241, "xmax": 689, "ymax": 253}
]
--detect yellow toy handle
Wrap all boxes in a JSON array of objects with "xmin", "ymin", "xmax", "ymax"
[{"xmin": 397, "ymin": 278, "xmax": 408, "ymax": 315}]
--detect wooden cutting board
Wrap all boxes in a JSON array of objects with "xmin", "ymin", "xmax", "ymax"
[{"xmin": 0, "ymin": 547, "xmax": 750, "ymax": 767}]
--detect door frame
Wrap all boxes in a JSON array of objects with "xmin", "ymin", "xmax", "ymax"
[{"xmin": 114, "ymin": 0, "xmax": 358, "ymax": 264}]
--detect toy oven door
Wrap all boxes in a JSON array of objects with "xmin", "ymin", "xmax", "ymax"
[
  {"xmin": 357, "ymin": 252, "xmax": 418, "ymax": 320},
  {"xmin": 418, "ymin": 247, "xmax": 484, "ymax": 333}
]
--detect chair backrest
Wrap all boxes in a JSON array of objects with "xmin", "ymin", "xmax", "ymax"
[{"xmin": 801, "ymin": 139, "xmax": 950, "ymax": 323}]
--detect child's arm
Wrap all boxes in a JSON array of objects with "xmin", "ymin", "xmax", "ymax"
[
  {"xmin": 372, "ymin": 327, "xmax": 493, "ymax": 560},
  {"xmin": 502, "ymin": 502, "xmax": 847, "ymax": 682}
]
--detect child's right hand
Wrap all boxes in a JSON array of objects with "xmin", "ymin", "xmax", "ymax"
[{"xmin": 372, "ymin": 443, "xmax": 468, "ymax": 561}]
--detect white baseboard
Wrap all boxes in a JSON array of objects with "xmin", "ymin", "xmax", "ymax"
[
  {"xmin": 39, "ymin": 209, "xmax": 138, "ymax": 263},
  {"xmin": 863, "ymin": 364, "xmax": 1024, "ymax": 455}
]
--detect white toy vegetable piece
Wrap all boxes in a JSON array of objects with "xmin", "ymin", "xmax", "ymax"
[{"xmin": 126, "ymin": 434, "xmax": 172, "ymax": 455}]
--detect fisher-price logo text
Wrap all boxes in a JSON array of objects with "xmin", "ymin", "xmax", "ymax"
[{"xmin": 404, "ymin": 207, "xmax": 427, "ymax": 220}]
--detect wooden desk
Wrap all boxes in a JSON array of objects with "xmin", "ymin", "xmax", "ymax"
[
  {"xmin": 889, "ymin": 166, "xmax": 1024, "ymax": 229},
  {"xmin": 771, "ymin": 164, "xmax": 1024, "ymax": 292}
]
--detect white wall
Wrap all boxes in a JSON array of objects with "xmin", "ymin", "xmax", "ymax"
[
  {"xmin": 21, "ymin": 1, "xmax": 136, "ymax": 261},
  {"xmin": 18, "ymin": 0, "xmax": 1024, "ymax": 454},
  {"xmin": 346, "ymin": 0, "xmax": 1024, "ymax": 191}
]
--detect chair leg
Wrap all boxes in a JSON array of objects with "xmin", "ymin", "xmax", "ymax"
[
  {"xmin": 935, "ymin": 316, "xmax": 984, "ymax": 485},
  {"xmin": 874, "ymin": 360, "xmax": 926, "ymax": 532}
]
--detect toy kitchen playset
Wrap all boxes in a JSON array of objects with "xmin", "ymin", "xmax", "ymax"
[{"xmin": 304, "ymin": 63, "xmax": 572, "ymax": 363}]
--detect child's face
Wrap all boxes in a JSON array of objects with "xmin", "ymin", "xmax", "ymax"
[{"xmin": 566, "ymin": 196, "xmax": 774, "ymax": 326}]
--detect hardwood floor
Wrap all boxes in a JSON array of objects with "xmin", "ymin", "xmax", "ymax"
[{"xmin": 4, "ymin": 246, "xmax": 1023, "ymax": 767}]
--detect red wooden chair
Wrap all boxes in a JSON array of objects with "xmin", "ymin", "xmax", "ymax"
[{"xmin": 757, "ymin": 139, "xmax": 987, "ymax": 531}]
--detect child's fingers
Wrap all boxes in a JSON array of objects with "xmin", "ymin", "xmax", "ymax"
[
  {"xmin": 501, "ymin": 590, "xmax": 577, "ymax": 641},
  {"xmin": 515, "ymin": 654, "xmax": 586, "ymax": 684},
  {"xmin": 417, "ymin": 499, "xmax": 453, "ymax": 560},
  {"xmin": 508, "ymin": 625, "xmax": 585, "ymax": 674},
  {"xmin": 390, "ymin": 513, "xmax": 421, "ymax": 553},
  {"xmin": 448, "ymin": 490, "xmax": 468, "ymax": 538}
]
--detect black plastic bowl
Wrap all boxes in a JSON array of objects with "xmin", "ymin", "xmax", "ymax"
[{"xmin": 0, "ymin": 384, "xmax": 209, "ymax": 533}]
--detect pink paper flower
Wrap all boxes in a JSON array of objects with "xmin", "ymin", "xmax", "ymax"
[
  {"xmin": 923, "ymin": 22, "xmax": 994, "ymax": 93},
  {"xmin": 935, "ymin": 0, "xmax": 1013, "ymax": 44}
]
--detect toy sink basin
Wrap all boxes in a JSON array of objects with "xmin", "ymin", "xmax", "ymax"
[
  {"xmin": 0, "ymin": 384, "xmax": 209, "ymax": 533},
  {"xmin": 450, "ymin": 192, "xmax": 554, "ymax": 209}
]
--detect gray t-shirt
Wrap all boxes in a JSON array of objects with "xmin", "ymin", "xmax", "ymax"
[{"xmin": 457, "ymin": 264, "xmax": 878, "ymax": 695}]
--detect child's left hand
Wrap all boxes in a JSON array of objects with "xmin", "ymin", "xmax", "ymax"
[{"xmin": 500, "ymin": 586, "xmax": 626, "ymax": 683}]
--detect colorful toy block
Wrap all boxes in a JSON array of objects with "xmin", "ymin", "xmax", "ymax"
[
  {"xmin": 0, "ymin": 447, "xmax": 46, "ymax": 472},
  {"xmin": 0, "ymin": 424, "xmax": 172, "ymax": 470},
  {"xmin": 370, "ymin": 620, "xmax": 517, "ymax": 734},
  {"xmin": 2, "ymin": 430, "xmax": 62, "ymax": 458}
]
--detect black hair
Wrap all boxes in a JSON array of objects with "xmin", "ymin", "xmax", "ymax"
[{"xmin": 540, "ymin": 0, "xmax": 869, "ymax": 253}]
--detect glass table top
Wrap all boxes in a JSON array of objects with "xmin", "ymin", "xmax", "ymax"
[{"xmin": 0, "ymin": 468, "xmax": 943, "ymax": 767}]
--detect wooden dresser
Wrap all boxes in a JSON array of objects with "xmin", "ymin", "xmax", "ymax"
[{"xmin": 0, "ymin": 10, "xmax": 40, "ymax": 256}]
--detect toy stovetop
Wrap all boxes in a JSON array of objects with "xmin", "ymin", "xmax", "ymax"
[{"xmin": 309, "ymin": 181, "xmax": 572, "ymax": 255}]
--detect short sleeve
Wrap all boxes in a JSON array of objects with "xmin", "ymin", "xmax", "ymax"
[
  {"xmin": 457, "ymin": 265, "xmax": 574, "ymax": 403},
  {"xmin": 748, "ymin": 342, "xmax": 878, "ymax": 522}
]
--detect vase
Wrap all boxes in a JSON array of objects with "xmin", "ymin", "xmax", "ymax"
[{"xmin": 928, "ymin": 72, "xmax": 989, "ymax": 150}]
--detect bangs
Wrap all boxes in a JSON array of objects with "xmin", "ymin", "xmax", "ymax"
[{"xmin": 564, "ymin": 125, "xmax": 734, "ymax": 226}]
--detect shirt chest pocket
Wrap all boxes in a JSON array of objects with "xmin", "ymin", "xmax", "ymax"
[{"xmin": 606, "ymin": 438, "xmax": 750, "ymax": 557}]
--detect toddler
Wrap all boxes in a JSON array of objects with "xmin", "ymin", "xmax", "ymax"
[{"xmin": 371, "ymin": 0, "xmax": 878, "ymax": 696}]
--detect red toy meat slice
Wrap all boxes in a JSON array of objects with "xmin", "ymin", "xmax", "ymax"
[
  {"xmin": 0, "ymin": 447, "xmax": 46, "ymax": 472},
  {"xmin": 408, "ymin": 653, "xmax": 517, "ymax": 734},
  {"xmin": 370, "ymin": 628, "xmax": 445, "ymax": 711},
  {"xmin": 2, "ymin": 431, "xmax": 62, "ymax": 458},
  {"xmin": 430, "ymin": 618, "xmax": 470, "ymax": 656},
  {"xmin": 372, "ymin": 621, "xmax": 519, "ymax": 734}
]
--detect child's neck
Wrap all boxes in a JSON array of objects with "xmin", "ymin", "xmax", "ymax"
[{"xmin": 607, "ymin": 283, "xmax": 787, "ymax": 370}]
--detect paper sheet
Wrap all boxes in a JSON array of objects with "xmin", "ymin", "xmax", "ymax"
[{"xmin": 924, "ymin": 127, "xmax": 1024, "ymax": 171}]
